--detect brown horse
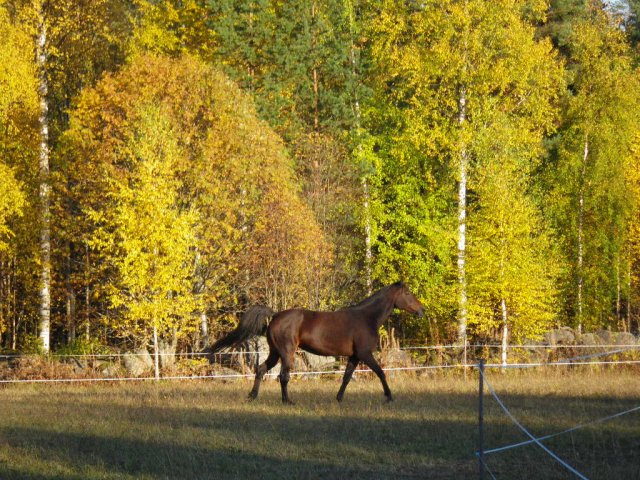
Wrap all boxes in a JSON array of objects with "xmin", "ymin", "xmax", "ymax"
[{"xmin": 207, "ymin": 282, "xmax": 425, "ymax": 403}]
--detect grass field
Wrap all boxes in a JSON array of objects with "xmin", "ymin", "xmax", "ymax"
[{"xmin": 0, "ymin": 367, "xmax": 638, "ymax": 479}]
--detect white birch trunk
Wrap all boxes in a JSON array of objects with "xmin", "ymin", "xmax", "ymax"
[
  {"xmin": 153, "ymin": 324, "xmax": 160, "ymax": 380},
  {"xmin": 362, "ymin": 176, "xmax": 373, "ymax": 294},
  {"xmin": 501, "ymin": 298, "xmax": 508, "ymax": 369},
  {"xmin": 577, "ymin": 136, "xmax": 588, "ymax": 333},
  {"xmin": 37, "ymin": 9, "xmax": 51, "ymax": 353},
  {"xmin": 347, "ymin": 2, "xmax": 372, "ymax": 294},
  {"xmin": 457, "ymin": 86, "xmax": 468, "ymax": 343},
  {"xmin": 200, "ymin": 311, "xmax": 209, "ymax": 348}
]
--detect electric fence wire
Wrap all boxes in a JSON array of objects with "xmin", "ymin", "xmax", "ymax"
[{"xmin": 479, "ymin": 368, "xmax": 590, "ymax": 480}]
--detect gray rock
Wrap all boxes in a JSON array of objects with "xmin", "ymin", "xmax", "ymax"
[
  {"xmin": 545, "ymin": 327, "xmax": 577, "ymax": 346},
  {"xmin": 301, "ymin": 351, "xmax": 336, "ymax": 371},
  {"xmin": 123, "ymin": 348, "xmax": 153, "ymax": 377}
]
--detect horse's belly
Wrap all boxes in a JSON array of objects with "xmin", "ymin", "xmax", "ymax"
[{"xmin": 299, "ymin": 326, "xmax": 354, "ymax": 357}]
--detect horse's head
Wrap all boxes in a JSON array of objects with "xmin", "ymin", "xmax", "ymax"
[{"xmin": 393, "ymin": 282, "xmax": 426, "ymax": 318}]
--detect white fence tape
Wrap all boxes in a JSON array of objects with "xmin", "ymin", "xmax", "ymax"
[{"xmin": 0, "ymin": 343, "xmax": 638, "ymax": 359}]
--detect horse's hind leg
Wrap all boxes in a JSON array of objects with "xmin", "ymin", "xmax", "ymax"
[
  {"xmin": 360, "ymin": 351, "xmax": 393, "ymax": 402},
  {"xmin": 248, "ymin": 349, "xmax": 279, "ymax": 401},
  {"xmin": 279, "ymin": 351, "xmax": 296, "ymax": 405},
  {"xmin": 336, "ymin": 355, "xmax": 358, "ymax": 402}
]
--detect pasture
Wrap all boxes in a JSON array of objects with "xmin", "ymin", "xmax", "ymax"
[{"xmin": 0, "ymin": 368, "xmax": 638, "ymax": 479}]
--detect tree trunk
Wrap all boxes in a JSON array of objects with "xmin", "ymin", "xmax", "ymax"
[
  {"xmin": 501, "ymin": 298, "xmax": 508, "ymax": 369},
  {"xmin": 616, "ymin": 256, "xmax": 621, "ymax": 329},
  {"xmin": 65, "ymin": 242, "xmax": 76, "ymax": 344},
  {"xmin": 347, "ymin": 2, "xmax": 372, "ymax": 294},
  {"xmin": 577, "ymin": 135, "xmax": 588, "ymax": 333},
  {"xmin": 153, "ymin": 324, "xmax": 160, "ymax": 380},
  {"xmin": 457, "ymin": 85, "xmax": 468, "ymax": 344},
  {"xmin": 311, "ymin": 0, "xmax": 320, "ymax": 131},
  {"xmin": 85, "ymin": 243, "xmax": 91, "ymax": 340},
  {"xmin": 627, "ymin": 252, "xmax": 632, "ymax": 333},
  {"xmin": 362, "ymin": 177, "xmax": 373, "ymax": 295},
  {"xmin": 37, "ymin": 7, "xmax": 51, "ymax": 353},
  {"xmin": 200, "ymin": 311, "xmax": 208, "ymax": 349}
]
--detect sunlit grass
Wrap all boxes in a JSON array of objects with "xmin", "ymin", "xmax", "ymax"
[{"xmin": 0, "ymin": 368, "xmax": 638, "ymax": 479}]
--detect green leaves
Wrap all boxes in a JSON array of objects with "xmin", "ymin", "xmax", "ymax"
[
  {"xmin": 544, "ymin": 7, "xmax": 640, "ymax": 331},
  {"xmin": 366, "ymin": 0, "xmax": 564, "ymax": 341}
]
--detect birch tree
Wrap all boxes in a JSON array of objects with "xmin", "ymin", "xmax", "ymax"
[
  {"xmin": 88, "ymin": 105, "xmax": 199, "ymax": 360},
  {"xmin": 33, "ymin": 2, "xmax": 51, "ymax": 352},
  {"xmin": 62, "ymin": 54, "xmax": 333, "ymax": 346},
  {"xmin": 545, "ymin": 6, "xmax": 640, "ymax": 330},
  {"xmin": 366, "ymin": 0, "xmax": 562, "ymax": 341}
]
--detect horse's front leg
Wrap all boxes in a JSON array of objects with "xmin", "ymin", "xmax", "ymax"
[
  {"xmin": 336, "ymin": 355, "xmax": 358, "ymax": 402},
  {"xmin": 360, "ymin": 351, "xmax": 393, "ymax": 402}
]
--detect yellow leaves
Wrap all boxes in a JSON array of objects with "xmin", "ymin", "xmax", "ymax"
[
  {"xmin": 127, "ymin": 0, "xmax": 216, "ymax": 60},
  {"xmin": 0, "ymin": 163, "xmax": 25, "ymax": 252},
  {"xmin": 0, "ymin": 6, "xmax": 38, "ymax": 124},
  {"xmin": 0, "ymin": 5, "xmax": 37, "ymax": 254},
  {"xmin": 92, "ymin": 103, "xmax": 199, "ymax": 339},
  {"xmin": 63, "ymin": 53, "xmax": 334, "ymax": 336}
]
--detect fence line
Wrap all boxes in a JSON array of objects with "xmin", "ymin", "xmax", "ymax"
[
  {"xmin": 0, "ymin": 354, "xmax": 638, "ymax": 384},
  {"xmin": 0, "ymin": 364, "xmax": 480, "ymax": 384},
  {"xmin": 479, "ymin": 368, "xmax": 590, "ymax": 480},
  {"xmin": 477, "ymin": 350, "xmax": 640, "ymax": 479},
  {"xmin": 483, "ymin": 404, "xmax": 640, "ymax": 456},
  {"xmin": 0, "ymin": 343, "xmax": 638, "ymax": 359}
]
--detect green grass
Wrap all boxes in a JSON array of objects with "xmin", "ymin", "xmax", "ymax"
[{"xmin": 0, "ymin": 368, "xmax": 638, "ymax": 479}]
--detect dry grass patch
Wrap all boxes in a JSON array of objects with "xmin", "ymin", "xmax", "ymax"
[{"xmin": 0, "ymin": 368, "xmax": 637, "ymax": 479}]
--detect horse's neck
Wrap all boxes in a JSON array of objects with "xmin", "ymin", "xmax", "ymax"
[{"xmin": 359, "ymin": 293, "xmax": 395, "ymax": 328}]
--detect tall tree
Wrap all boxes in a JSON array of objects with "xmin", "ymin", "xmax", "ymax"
[
  {"xmin": 33, "ymin": 1, "xmax": 51, "ymax": 352},
  {"xmin": 366, "ymin": 0, "xmax": 563, "ymax": 342},
  {"xmin": 544, "ymin": 5, "xmax": 640, "ymax": 331},
  {"xmin": 3, "ymin": 0, "xmax": 133, "ymax": 350},
  {"xmin": 88, "ymin": 104, "xmax": 199, "ymax": 363},
  {"xmin": 0, "ymin": 3, "xmax": 39, "ymax": 351},
  {"xmin": 62, "ymin": 54, "xmax": 332, "ymax": 348},
  {"xmin": 208, "ymin": 0, "xmax": 368, "ymax": 303}
]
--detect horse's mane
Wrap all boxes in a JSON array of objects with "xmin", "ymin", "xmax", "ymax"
[{"xmin": 342, "ymin": 282, "xmax": 403, "ymax": 310}]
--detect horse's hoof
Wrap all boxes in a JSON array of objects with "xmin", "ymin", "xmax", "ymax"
[
  {"xmin": 385, "ymin": 395, "xmax": 394, "ymax": 403},
  {"xmin": 336, "ymin": 396, "xmax": 343, "ymax": 403},
  {"xmin": 247, "ymin": 392, "xmax": 257, "ymax": 401},
  {"xmin": 282, "ymin": 399, "xmax": 295, "ymax": 405}
]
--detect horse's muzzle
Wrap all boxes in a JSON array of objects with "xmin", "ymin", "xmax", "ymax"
[{"xmin": 416, "ymin": 307, "xmax": 426, "ymax": 318}]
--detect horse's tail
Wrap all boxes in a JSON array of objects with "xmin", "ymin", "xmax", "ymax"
[{"xmin": 204, "ymin": 305, "xmax": 274, "ymax": 360}]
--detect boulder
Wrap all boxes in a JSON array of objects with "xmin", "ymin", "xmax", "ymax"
[
  {"xmin": 301, "ymin": 351, "xmax": 336, "ymax": 371},
  {"xmin": 595, "ymin": 330, "xmax": 614, "ymax": 345},
  {"xmin": 379, "ymin": 348, "xmax": 413, "ymax": 368},
  {"xmin": 578, "ymin": 333, "xmax": 599, "ymax": 346},
  {"xmin": 613, "ymin": 332, "xmax": 637, "ymax": 346},
  {"xmin": 123, "ymin": 348, "xmax": 153, "ymax": 377},
  {"xmin": 158, "ymin": 339, "xmax": 177, "ymax": 369},
  {"xmin": 545, "ymin": 327, "xmax": 577, "ymax": 346}
]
